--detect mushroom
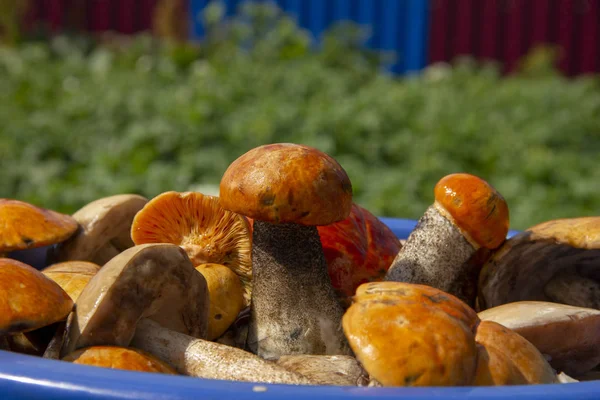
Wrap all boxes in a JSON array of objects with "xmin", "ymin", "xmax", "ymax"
[
  {"xmin": 385, "ymin": 173, "xmax": 509, "ymax": 307},
  {"xmin": 130, "ymin": 191, "xmax": 252, "ymax": 304},
  {"xmin": 196, "ymin": 263, "xmax": 246, "ymax": 341},
  {"xmin": 478, "ymin": 301, "xmax": 600, "ymax": 376},
  {"xmin": 50, "ymin": 194, "xmax": 148, "ymax": 265},
  {"xmin": 317, "ymin": 203, "xmax": 402, "ymax": 306},
  {"xmin": 0, "ymin": 258, "xmax": 73, "ymax": 336},
  {"xmin": 0, "ymin": 199, "xmax": 78, "ymax": 268},
  {"xmin": 343, "ymin": 281, "xmax": 557, "ymax": 386},
  {"xmin": 276, "ymin": 354, "xmax": 370, "ymax": 386},
  {"xmin": 478, "ymin": 216, "xmax": 600, "ymax": 310},
  {"xmin": 62, "ymin": 346, "xmax": 178, "ymax": 374},
  {"xmin": 61, "ymin": 243, "xmax": 210, "ymax": 356},
  {"xmin": 219, "ymin": 143, "xmax": 353, "ymax": 359},
  {"xmin": 131, "ymin": 318, "xmax": 313, "ymax": 385},
  {"xmin": 42, "ymin": 261, "xmax": 101, "ymax": 302}
]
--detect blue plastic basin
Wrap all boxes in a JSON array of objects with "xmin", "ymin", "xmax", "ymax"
[{"xmin": 0, "ymin": 217, "xmax": 597, "ymax": 399}]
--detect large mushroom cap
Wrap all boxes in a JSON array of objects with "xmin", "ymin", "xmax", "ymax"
[
  {"xmin": 130, "ymin": 191, "xmax": 252, "ymax": 303},
  {"xmin": 434, "ymin": 173, "xmax": 509, "ymax": 250},
  {"xmin": 62, "ymin": 243, "xmax": 209, "ymax": 355},
  {"xmin": 42, "ymin": 261, "xmax": 101, "ymax": 302},
  {"xmin": 478, "ymin": 301, "xmax": 600, "ymax": 376},
  {"xmin": 0, "ymin": 199, "xmax": 78, "ymax": 253},
  {"xmin": 478, "ymin": 216, "xmax": 600, "ymax": 310},
  {"xmin": 63, "ymin": 346, "xmax": 177, "ymax": 374},
  {"xmin": 219, "ymin": 143, "xmax": 353, "ymax": 226},
  {"xmin": 52, "ymin": 194, "xmax": 148, "ymax": 265},
  {"xmin": 0, "ymin": 258, "xmax": 73, "ymax": 335}
]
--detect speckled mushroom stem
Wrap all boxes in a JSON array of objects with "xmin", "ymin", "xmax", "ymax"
[
  {"xmin": 385, "ymin": 205, "xmax": 478, "ymax": 306},
  {"xmin": 248, "ymin": 221, "xmax": 351, "ymax": 360},
  {"xmin": 131, "ymin": 319, "xmax": 313, "ymax": 385}
]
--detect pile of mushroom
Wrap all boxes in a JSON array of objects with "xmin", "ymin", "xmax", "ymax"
[{"xmin": 1, "ymin": 142, "xmax": 598, "ymax": 387}]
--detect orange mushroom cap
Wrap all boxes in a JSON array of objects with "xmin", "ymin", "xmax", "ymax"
[
  {"xmin": 130, "ymin": 191, "xmax": 252, "ymax": 303},
  {"xmin": 0, "ymin": 258, "xmax": 73, "ymax": 335},
  {"xmin": 0, "ymin": 199, "xmax": 78, "ymax": 253},
  {"xmin": 219, "ymin": 143, "xmax": 353, "ymax": 226},
  {"xmin": 434, "ymin": 173, "xmax": 509, "ymax": 249},
  {"xmin": 63, "ymin": 346, "xmax": 177, "ymax": 374}
]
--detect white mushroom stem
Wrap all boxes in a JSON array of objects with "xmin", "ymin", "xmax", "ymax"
[
  {"xmin": 385, "ymin": 205, "xmax": 478, "ymax": 305},
  {"xmin": 131, "ymin": 319, "xmax": 313, "ymax": 385}
]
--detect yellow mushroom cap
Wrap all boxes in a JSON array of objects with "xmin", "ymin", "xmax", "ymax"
[{"xmin": 63, "ymin": 346, "xmax": 177, "ymax": 374}]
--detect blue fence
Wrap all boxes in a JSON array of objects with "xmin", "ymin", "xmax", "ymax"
[{"xmin": 189, "ymin": 0, "xmax": 430, "ymax": 74}]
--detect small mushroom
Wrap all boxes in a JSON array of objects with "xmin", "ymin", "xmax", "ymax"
[
  {"xmin": 343, "ymin": 282, "xmax": 557, "ymax": 387},
  {"xmin": 196, "ymin": 263, "xmax": 246, "ymax": 341},
  {"xmin": 61, "ymin": 243, "xmax": 209, "ymax": 356},
  {"xmin": 62, "ymin": 346, "xmax": 178, "ymax": 374},
  {"xmin": 276, "ymin": 354, "xmax": 370, "ymax": 386},
  {"xmin": 42, "ymin": 261, "xmax": 101, "ymax": 302},
  {"xmin": 130, "ymin": 191, "xmax": 252, "ymax": 304},
  {"xmin": 51, "ymin": 194, "xmax": 148, "ymax": 265},
  {"xmin": 478, "ymin": 216, "xmax": 600, "ymax": 310},
  {"xmin": 385, "ymin": 173, "xmax": 509, "ymax": 307},
  {"xmin": 131, "ymin": 318, "xmax": 312, "ymax": 385},
  {"xmin": 478, "ymin": 301, "xmax": 600, "ymax": 376},
  {"xmin": 317, "ymin": 203, "xmax": 402, "ymax": 306},
  {"xmin": 473, "ymin": 321, "xmax": 558, "ymax": 385},
  {"xmin": 220, "ymin": 143, "xmax": 352, "ymax": 359},
  {"xmin": 1, "ymin": 199, "xmax": 78, "ymax": 268},
  {"xmin": 0, "ymin": 258, "xmax": 73, "ymax": 336}
]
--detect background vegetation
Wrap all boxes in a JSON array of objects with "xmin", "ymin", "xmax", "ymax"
[{"xmin": 1, "ymin": 2, "xmax": 599, "ymax": 230}]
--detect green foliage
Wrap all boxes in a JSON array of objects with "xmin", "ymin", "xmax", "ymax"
[{"xmin": 1, "ymin": 2, "xmax": 599, "ymax": 230}]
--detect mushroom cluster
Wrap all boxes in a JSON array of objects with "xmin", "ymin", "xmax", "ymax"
[{"xmin": 0, "ymin": 142, "xmax": 598, "ymax": 387}]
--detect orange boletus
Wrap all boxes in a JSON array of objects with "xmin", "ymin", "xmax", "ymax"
[
  {"xmin": 131, "ymin": 191, "xmax": 252, "ymax": 303},
  {"xmin": 344, "ymin": 281, "xmax": 557, "ymax": 387},
  {"xmin": 0, "ymin": 258, "xmax": 73, "ymax": 335},
  {"xmin": 63, "ymin": 346, "xmax": 177, "ymax": 375},
  {"xmin": 0, "ymin": 199, "xmax": 78, "ymax": 254},
  {"xmin": 220, "ymin": 143, "xmax": 352, "ymax": 359},
  {"xmin": 479, "ymin": 216, "xmax": 600, "ymax": 311},
  {"xmin": 385, "ymin": 173, "xmax": 509, "ymax": 307},
  {"xmin": 317, "ymin": 203, "xmax": 401, "ymax": 305}
]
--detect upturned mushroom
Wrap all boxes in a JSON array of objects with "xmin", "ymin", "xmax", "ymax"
[
  {"xmin": 50, "ymin": 194, "xmax": 148, "ymax": 265},
  {"xmin": 219, "ymin": 143, "xmax": 353, "ymax": 359},
  {"xmin": 62, "ymin": 346, "xmax": 178, "ymax": 374},
  {"xmin": 479, "ymin": 216, "xmax": 600, "ymax": 310},
  {"xmin": 62, "ymin": 243, "xmax": 210, "ymax": 355},
  {"xmin": 343, "ymin": 281, "xmax": 557, "ymax": 386},
  {"xmin": 130, "ymin": 191, "xmax": 252, "ymax": 303},
  {"xmin": 478, "ymin": 301, "xmax": 600, "ymax": 376},
  {"xmin": 385, "ymin": 173, "xmax": 509, "ymax": 307},
  {"xmin": 42, "ymin": 261, "xmax": 101, "ymax": 302},
  {"xmin": 276, "ymin": 354, "xmax": 370, "ymax": 386}
]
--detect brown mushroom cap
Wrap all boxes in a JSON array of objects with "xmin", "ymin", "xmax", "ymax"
[
  {"xmin": 219, "ymin": 143, "xmax": 353, "ymax": 226},
  {"xmin": 434, "ymin": 173, "xmax": 509, "ymax": 250},
  {"xmin": 343, "ymin": 282, "xmax": 479, "ymax": 386},
  {"xmin": 474, "ymin": 321, "xmax": 557, "ymax": 385},
  {"xmin": 63, "ymin": 346, "xmax": 177, "ymax": 374},
  {"xmin": 0, "ymin": 258, "xmax": 73, "ymax": 335},
  {"xmin": 478, "ymin": 217, "xmax": 600, "ymax": 310},
  {"xmin": 52, "ymin": 194, "xmax": 148, "ymax": 265},
  {"xmin": 130, "ymin": 191, "xmax": 252, "ymax": 303},
  {"xmin": 195, "ymin": 263, "xmax": 246, "ymax": 341},
  {"xmin": 62, "ymin": 243, "xmax": 209, "ymax": 355},
  {"xmin": 42, "ymin": 261, "xmax": 101, "ymax": 302},
  {"xmin": 0, "ymin": 199, "xmax": 78, "ymax": 253},
  {"xmin": 478, "ymin": 301, "xmax": 600, "ymax": 375}
]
